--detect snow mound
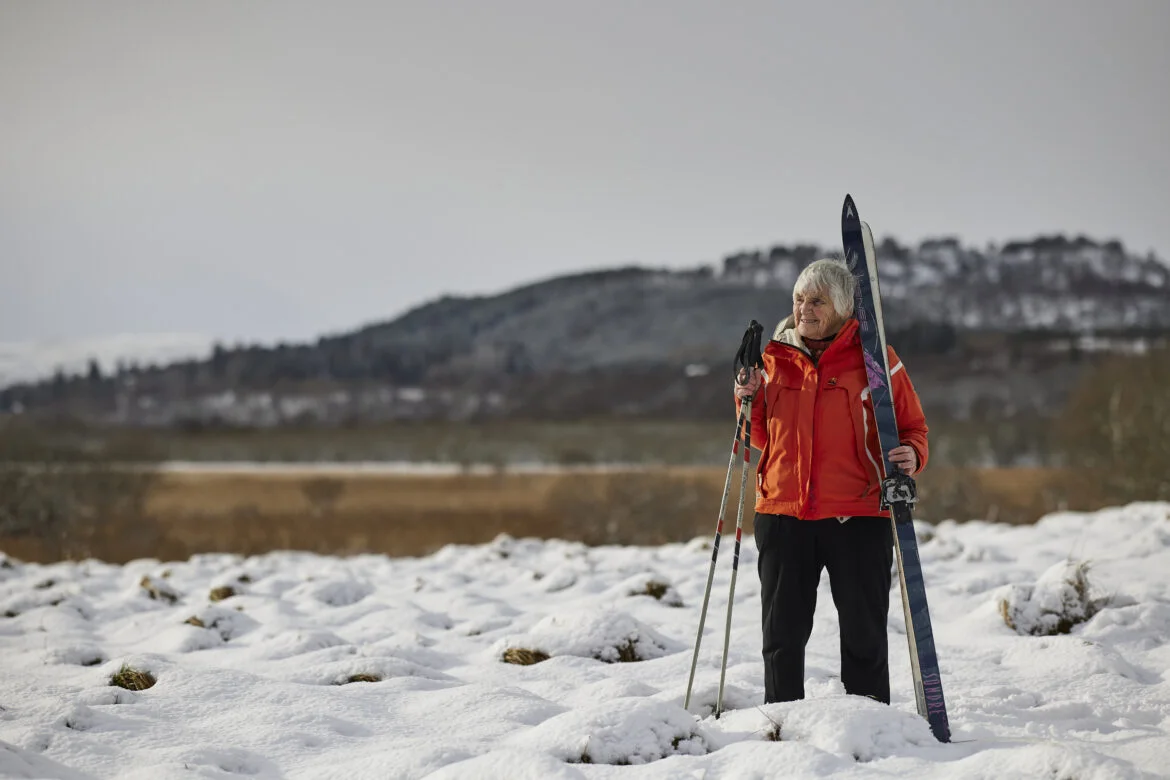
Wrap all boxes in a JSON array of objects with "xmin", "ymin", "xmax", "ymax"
[
  {"xmin": 950, "ymin": 742, "xmax": 1148, "ymax": 780},
  {"xmin": 290, "ymin": 577, "xmax": 373, "ymax": 607},
  {"xmin": 538, "ymin": 567, "xmax": 577, "ymax": 593},
  {"xmin": 135, "ymin": 574, "xmax": 181, "ymax": 605},
  {"xmin": 0, "ymin": 739, "xmax": 95, "ymax": 779},
  {"xmin": 998, "ymin": 560, "xmax": 1101, "ymax": 636},
  {"xmin": 0, "ymin": 587, "xmax": 77, "ymax": 619},
  {"xmin": 497, "ymin": 607, "xmax": 682, "ymax": 663},
  {"xmin": 603, "ymin": 572, "xmax": 685, "ymax": 607},
  {"xmin": 427, "ymin": 748, "xmax": 587, "ymax": 779},
  {"xmin": 285, "ymin": 655, "xmax": 454, "ymax": 686},
  {"xmin": 711, "ymin": 696, "xmax": 937, "ymax": 760},
  {"xmin": 999, "ymin": 634, "xmax": 1146, "ymax": 681},
  {"xmin": 249, "ymin": 629, "xmax": 350, "ymax": 660},
  {"xmin": 182, "ymin": 605, "xmax": 260, "ymax": 641},
  {"xmin": 508, "ymin": 698, "xmax": 709, "ymax": 765},
  {"xmin": 42, "ymin": 643, "xmax": 105, "ymax": 667},
  {"xmin": 141, "ymin": 623, "xmax": 227, "ymax": 653}
]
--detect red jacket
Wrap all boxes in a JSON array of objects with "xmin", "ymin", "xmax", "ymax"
[{"xmin": 735, "ymin": 316, "xmax": 929, "ymax": 520}]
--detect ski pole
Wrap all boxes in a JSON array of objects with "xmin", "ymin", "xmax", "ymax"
[
  {"xmin": 683, "ymin": 406, "xmax": 749, "ymax": 711},
  {"xmin": 683, "ymin": 320, "xmax": 763, "ymax": 716},
  {"xmin": 716, "ymin": 392, "xmax": 754, "ymax": 718}
]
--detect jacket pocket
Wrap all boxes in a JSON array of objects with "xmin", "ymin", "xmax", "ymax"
[{"xmin": 759, "ymin": 365, "xmax": 805, "ymax": 506}]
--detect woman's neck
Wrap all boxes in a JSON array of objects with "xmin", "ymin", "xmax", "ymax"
[{"xmin": 802, "ymin": 330, "xmax": 839, "ymax": 346}]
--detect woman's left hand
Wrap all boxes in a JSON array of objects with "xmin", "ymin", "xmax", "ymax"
[{"xmin": 888, "ymin": 445, "xmax": 918, "ymax": 475}]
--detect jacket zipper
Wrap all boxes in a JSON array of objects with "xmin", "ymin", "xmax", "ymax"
[
  {"xmin": 775, "ymin": 341, "xmax": 822, "ymax": 518},
  {"xmin": 778, "ymin": 333, "xmax": 858, "ymax": 518}
]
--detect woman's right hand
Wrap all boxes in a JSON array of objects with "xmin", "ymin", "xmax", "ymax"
[{"xmin": 734, "ymin": 367, "xmax": 762, "ymax": 399}]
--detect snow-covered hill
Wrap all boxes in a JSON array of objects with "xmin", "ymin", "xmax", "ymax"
[{"xmin": 2, "ymin": 503, "xmax": 1168, "ymax": 778}]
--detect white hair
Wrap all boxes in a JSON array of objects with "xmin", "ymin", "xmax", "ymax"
[{"xmin": 792, "ymin": 257, "xmax": 856, "ymax": 317}]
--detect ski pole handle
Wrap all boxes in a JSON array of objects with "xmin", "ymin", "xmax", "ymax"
[
  {"xmin": 733, "ymin": 319, "xmax": 765, "ymax": 399},
  {"xmin": 734, "ymin": 320, "xmax": 764, "ymax": 380}
]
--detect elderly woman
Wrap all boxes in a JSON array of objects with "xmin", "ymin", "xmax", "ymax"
[{"xmin": 733, "ymin": 257, "xmax": 929, "ymax": 706}]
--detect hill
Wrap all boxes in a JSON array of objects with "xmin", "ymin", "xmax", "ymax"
[{"xmin": 2, "ymin": 233, "xmax": 1167, "ymax": 428}]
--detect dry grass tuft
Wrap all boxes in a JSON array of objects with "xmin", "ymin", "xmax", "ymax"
[
  {"xmin": 184, "ymin": 616, "xmax": 205, "ymax": 628},
  {"xmin": 139, "ymin": 575, "xmax": 178, "ymax": 604},
  {"xmin": 339, "ymin": 673, "xmax": 381, "ymax": 684},
  {"xmin": 758, "ymin": 708, "xmax": 783, "ymax": 741},
  {"xmin": 611, "ymin": 639, "xmax": 639, "ymax": 663},
  {"xmin": 502, "ymin": 647, "xmax": 550, "ymax": 666},
  {"xmin": 633, "ymin": 579, "xmax": 684, "ymax": 607},
  {"xmin": 208, "ymin": 586, "xmax": 236, "ymax": 602},
  {"xmin": 998, "ymin": 598, "xmax": 1015, "ymax": 631},
  {"xmin": 110, "ymin": 664, "xmax": 156, "ymax": 691},
  {"xmin": 641, "ymin": 580, "xmax": 669, "ymax": 600}
]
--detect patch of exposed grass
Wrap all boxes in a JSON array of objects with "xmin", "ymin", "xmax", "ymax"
[
  {"xmin": 642, "ymin": 581, "xmax": 668, "ymax": 600},
  {"xmin": 757, "ymin": 708, "xmax": 783, "ymax": 741},
  {"xmin": 632, "ymin": 579, "xmax": 683, "ymax": 607},
  {"xmin": 139, "ymin": 575, "xmax": 178, "ymax": 604},
  {"xmin": 208, "ymin": 586, "xmax": 236, "ymax": 602},
  {"xmin": 184, "ymin": 616, "xmax": 205, "ymax": 628},
  {"xmin": 610, "ymin": 639, "xmax": 639, "ymax": 664},
  {"xmin": 110, "ymin": 664, "xmax": 156, "ymax": 691},
  {"xmin": 339, "ymin": 673, "xmax": 381, "ymax": 684},
  {"xmin": 140, "ymin": 577, "xmax": 177, "ymax": 603},
  {"xmin": 998, "ymin": 599, "xmax": 1014, "ymax": 631},
  {"xmin": 502, "ymin": 647, "xmax": 550, "ymax": 666}
]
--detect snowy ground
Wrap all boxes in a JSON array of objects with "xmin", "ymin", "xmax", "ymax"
[{"xmin": 2, "ymin": 503, "xmax": 1169, "ymax": 779}]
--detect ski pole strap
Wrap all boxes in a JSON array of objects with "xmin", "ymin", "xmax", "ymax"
[{"xmin": 734, "ymin": 320, "xmax": 764, "ymax": 380}]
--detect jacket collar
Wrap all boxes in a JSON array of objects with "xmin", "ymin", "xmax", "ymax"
[{"xmin": 772, "ymin": 315, "xmax": 859, "ymax": 357}]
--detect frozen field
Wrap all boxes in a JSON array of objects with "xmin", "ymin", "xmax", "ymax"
[{"xmin": 2, "ymin": 503, "xmax": 1169, "ymax": 778}]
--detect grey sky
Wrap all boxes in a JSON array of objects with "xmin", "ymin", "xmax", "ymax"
[{"xmin": 2, "ymin": 0, "xmax": 1167, "ymax": 346}]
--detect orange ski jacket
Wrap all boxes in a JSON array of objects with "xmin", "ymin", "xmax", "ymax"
[{"xmin": 735, "ymin": 316, "xmax": 929, "ymax": 520}]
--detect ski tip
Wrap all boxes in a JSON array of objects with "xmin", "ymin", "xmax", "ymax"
[{"xmin": 842, "ymin": 193, "xmax": 858, "ymax": 224}]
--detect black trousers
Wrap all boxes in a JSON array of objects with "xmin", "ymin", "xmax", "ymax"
[{"xmin": 754, "ymin": 513, "xmax": 894, "ymax": 704}]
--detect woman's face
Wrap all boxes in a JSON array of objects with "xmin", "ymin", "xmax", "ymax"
[{"xmin": 792, "ymin": 288, "xmax": 844, "ymax": 341}]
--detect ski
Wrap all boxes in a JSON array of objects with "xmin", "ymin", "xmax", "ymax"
[{"xmin": 841, "ymin": 193, "xmax": 951, "ymax": 743}]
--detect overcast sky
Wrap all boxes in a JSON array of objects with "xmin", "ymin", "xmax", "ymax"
[{"xmin": 2, "ymin": 0, "xmax": 1167, "ymax": 346}]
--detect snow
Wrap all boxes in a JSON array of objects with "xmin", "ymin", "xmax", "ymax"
[{"xmin": 2, "ymin": 503, "xmax": 1170, "ymax": 779}]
